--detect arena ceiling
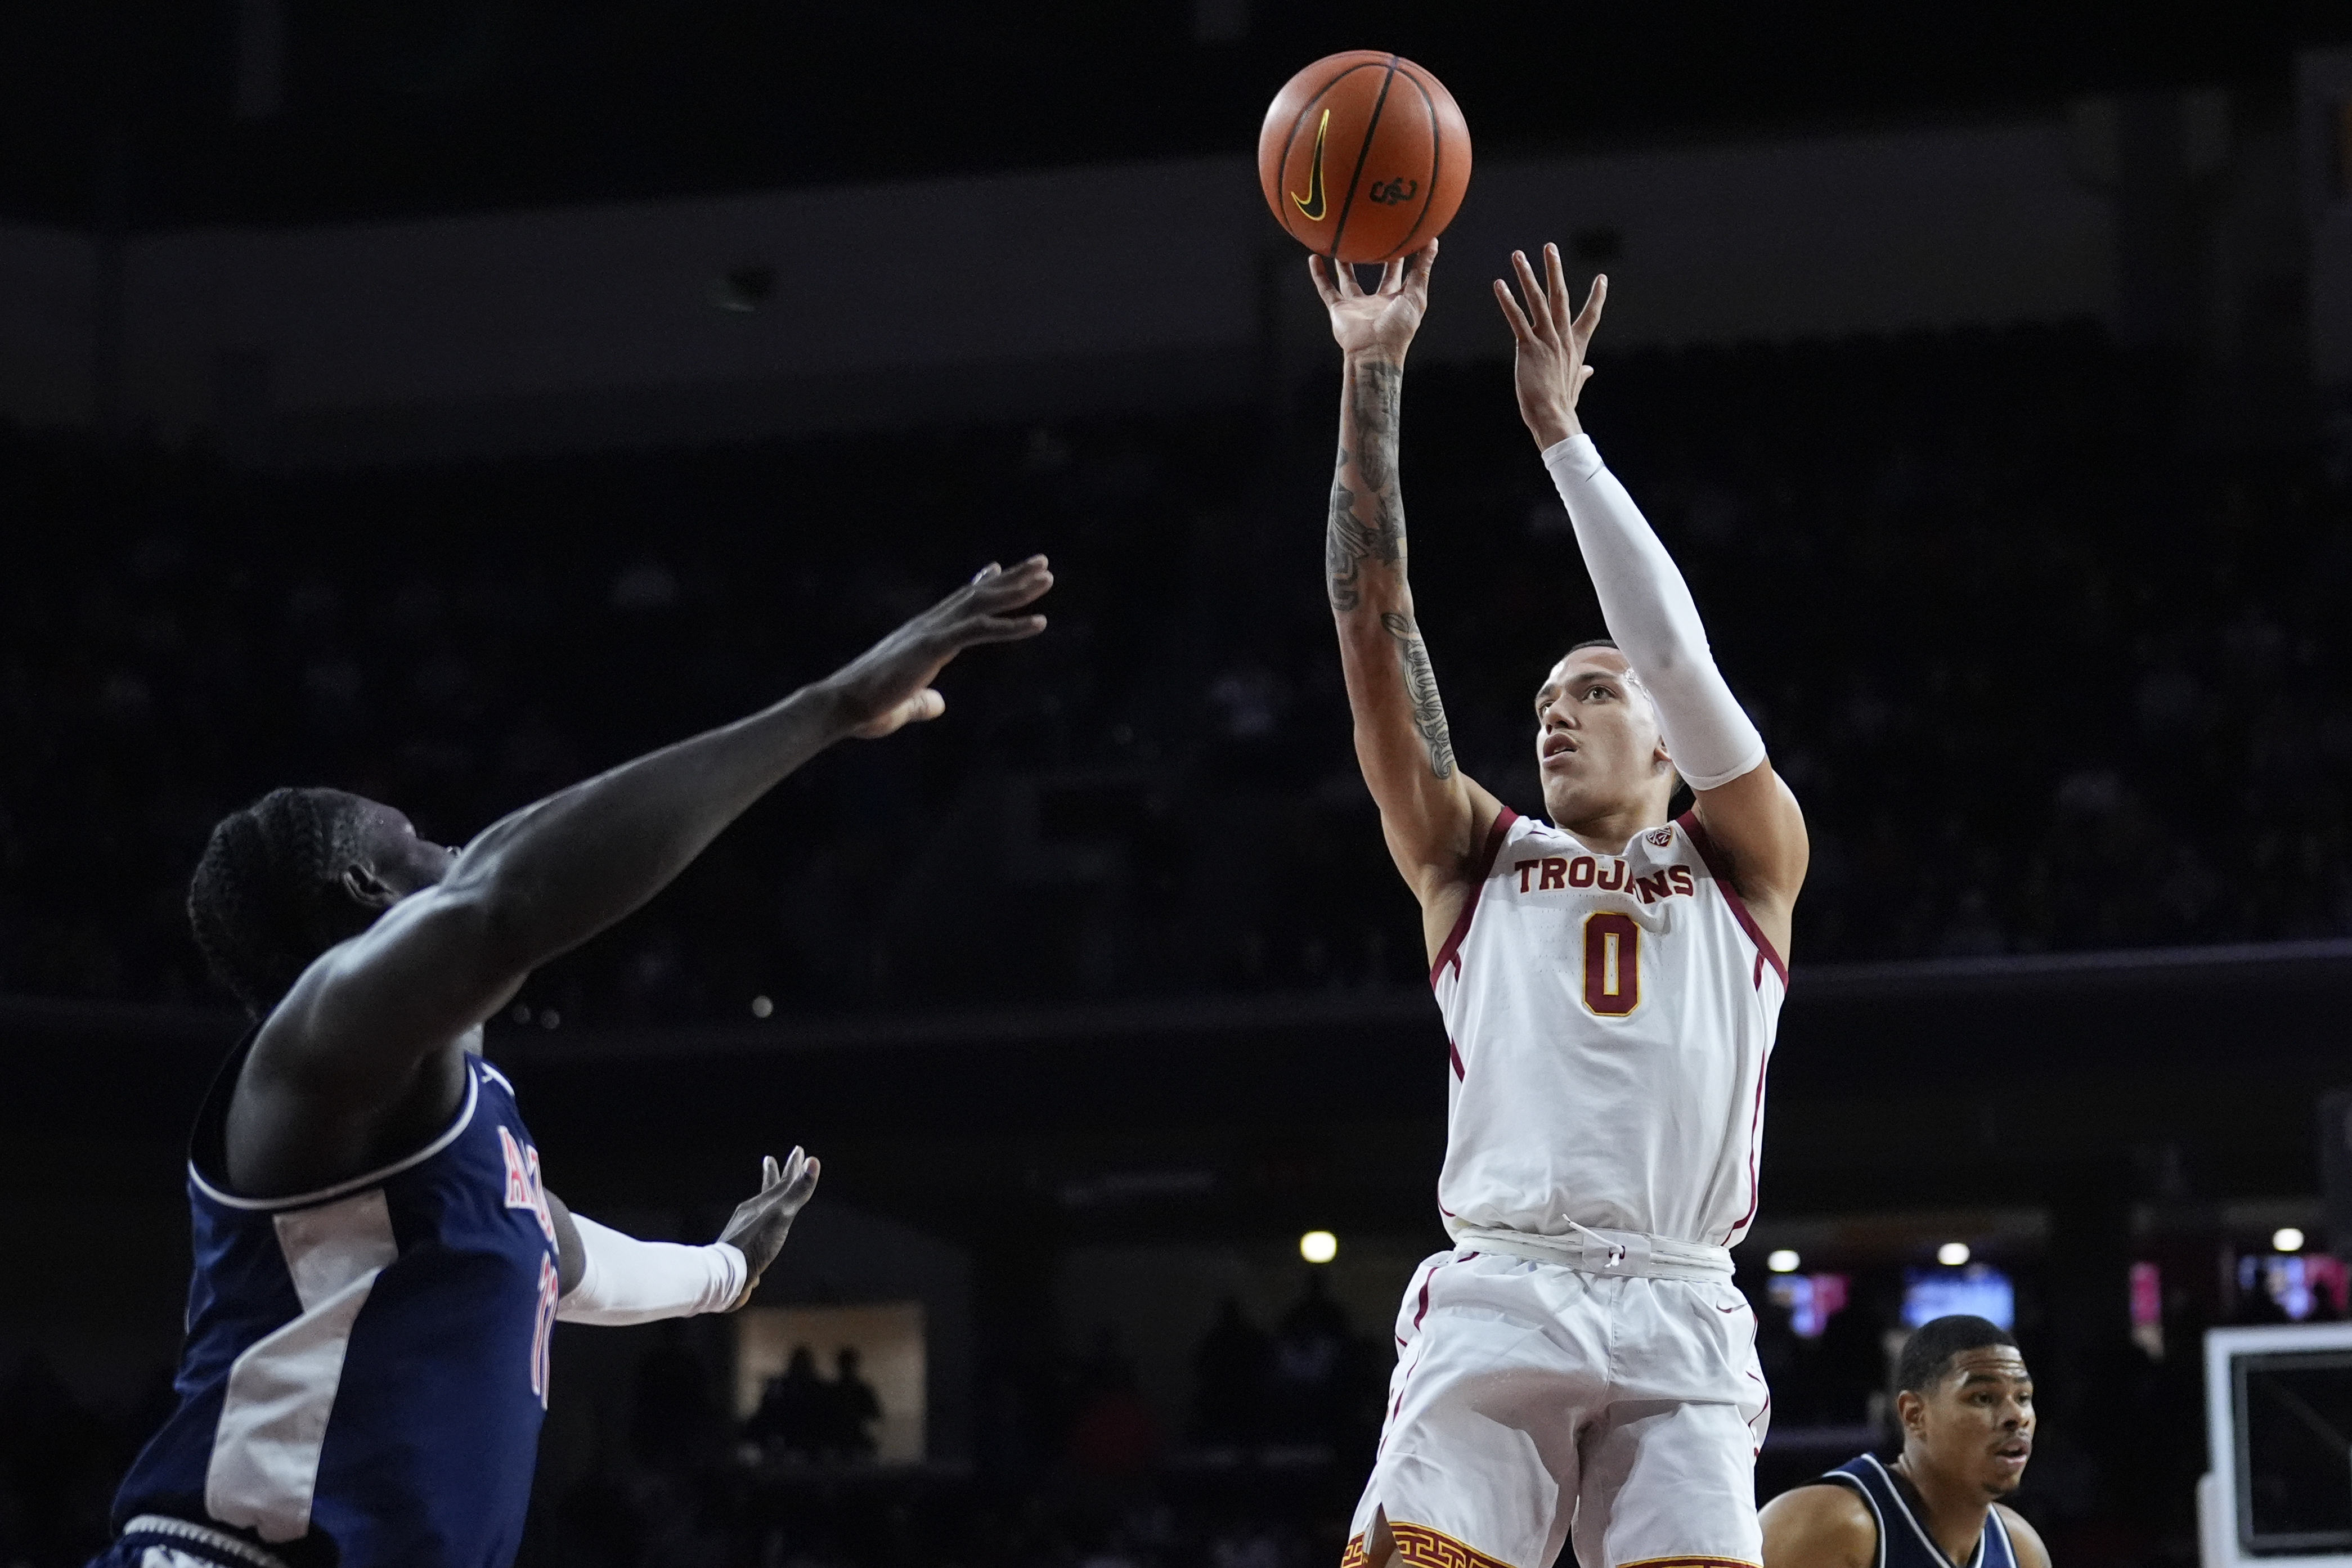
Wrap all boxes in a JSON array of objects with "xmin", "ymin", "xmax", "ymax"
[{"xmin": 1, "ymin": 0, "xmax": 2346, "ymax": 230}]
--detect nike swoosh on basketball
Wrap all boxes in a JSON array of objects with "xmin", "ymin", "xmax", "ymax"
[{"xmin": 1290, "ymin": 108, "xmax": 1330, "ymax": 222}]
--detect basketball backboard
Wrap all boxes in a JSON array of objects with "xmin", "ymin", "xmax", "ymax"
[{"xmin": 2201, "ymin": 1322, "xmax": 2352, "ymax": 1568}]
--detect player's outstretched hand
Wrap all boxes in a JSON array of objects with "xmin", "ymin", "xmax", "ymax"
[
  {"xmin": 1493, "ymin": 242, "xmax": 1606, "ymax": 450},
  {"xmin": 822, "ymin": 556, "xmax": 1052, "ymax": 739},
  {"xmin": 717, "ymin": 1147, "xmax": 821, "ymax": 1310},
  {"xmin": 1313, "ymin": 237, "xmax": 1438, "ymax": 360}
]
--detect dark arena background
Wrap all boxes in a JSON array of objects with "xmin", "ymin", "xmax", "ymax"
[{"xmin": 7, "ymin": 4, "xmax": 2352, "ymax": 1567}]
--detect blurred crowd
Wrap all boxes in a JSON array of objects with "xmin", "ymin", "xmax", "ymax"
[
  {"xmin": 746, "ymin": 1347, "xmax": 885, "ymax": 1464},
  {"xmin": 5, "ymin": 321, "xmax": 2350, "ymax": 1021}
]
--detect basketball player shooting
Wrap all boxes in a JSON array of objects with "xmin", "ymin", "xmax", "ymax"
[
  {"xmin": 95, "ymin": 559, "xmax": 1051, "ymax": 1568},
  {"xmin": 1311, "ymin": 236, "xmax": 1808, "ymax": 1568}
]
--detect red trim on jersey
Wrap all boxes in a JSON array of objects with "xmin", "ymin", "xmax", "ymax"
[
  {"xmin": 1720, "ymin": 1039, "xmax": 1774, "ymax": 1245},
  {"xmin": 1428, "ymin": 808, "xmax": 1520, "ymax": 989},
  {"xmin": 1447, "ymin": 1039, "xmax": 1465, "ymax": 1080},
  {"xmin": 1675, "ymin": 809, "xmax": 1788, "ymax": 986}
]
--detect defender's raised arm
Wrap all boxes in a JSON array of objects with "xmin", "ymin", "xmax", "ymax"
[
  {"xmin": 1495, "ymin": 245, "xmax": 1808, "ymax": 956},
  {"xmin": 1312, "ymin": 239, "xmax": 1509, "ymax": 959},
  {"xmin": 257, "ymin": 559, "xmax": 1053, "ymax": 1119}
]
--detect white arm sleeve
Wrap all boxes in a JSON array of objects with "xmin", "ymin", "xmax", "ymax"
[
  {"xmin": 555, "ymin": 1214, "xmax": 748, "ymax": 1326},
  {"xmin": 1543, "ymin": 434, "xmax": 1766, "ymax": 792}
]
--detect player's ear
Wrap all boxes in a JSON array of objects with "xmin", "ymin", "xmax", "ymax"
[
  {"xmin": 1895, "ymin": 1388, "xmax": 1927, "ymax": 1438},
  {"xmin": 339, "ymin": 862, "xmax": 405, "ymax": 911}
]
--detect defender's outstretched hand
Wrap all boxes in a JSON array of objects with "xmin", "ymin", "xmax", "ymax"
[
  {"xmin": 718, "ymin": 1147, "xmax": 822, "ymax": 1309},
  {"xmin": 1314, "ymin": 237, "xmax": 1439, "ymax": 360},
  {"xmin": 825, "ymin": 556, "xmax": 1053, "ymax": 739},
  {"xmin": 1494, "ymin": 243, "xmax": 1606, "ymax": 450}
]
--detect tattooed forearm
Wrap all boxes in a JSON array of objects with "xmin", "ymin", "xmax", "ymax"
[
  {"xmin": 1382, "ymin": 611, "xmax": 1456, "ymax": 779},
  {"xmin": 1372, "ymin": 486, "xmax": 1404, "ymax": 563},
  {"xmin": 1324, "ymin": 358, "xmax": 1408, "ymax": 612},
  {"xmin": 1351, "ymin": 359, "xmax": 1402, "ymax": 499},
  {"xmin": 1326, "ymin": 464, "xmax": 1379, "ymax": 612}
]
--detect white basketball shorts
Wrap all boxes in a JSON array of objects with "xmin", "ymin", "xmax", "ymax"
[{"xmin": 1344, "ymin": 1248, "xmax": 1770, "ymax": 1568}]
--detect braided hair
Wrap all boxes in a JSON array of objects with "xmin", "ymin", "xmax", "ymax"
[{"xmin": 187, "ymin": 788, "xmax": 369, "ymax": 1016}]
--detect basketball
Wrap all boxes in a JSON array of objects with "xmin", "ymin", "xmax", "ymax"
[{"xmin": 1257, "ymin": 51, "xmax": 1472, "ymax": 264}]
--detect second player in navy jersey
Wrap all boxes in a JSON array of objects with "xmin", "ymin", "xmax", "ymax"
[
  {"xmin": 1760, "ymin": 1315, "xmax": 2052, "ymax": 1568},
  {"xmin": 93, "ymin": 559, "xmax": 1054, "ymax": 1568}
]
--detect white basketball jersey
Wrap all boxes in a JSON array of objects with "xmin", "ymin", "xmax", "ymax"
[{"xmin": 1431, "ymin": 808, "xmax": 1787, "ymax": 1248}]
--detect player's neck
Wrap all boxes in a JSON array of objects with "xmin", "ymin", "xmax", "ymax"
[
  {"xmin": 1551, "ymin": 802, "xmax": 1667, "ymax": 854},
  {"xmin": 1891, "ymin": 1451, "xmax": 1992, "ymax": 1566}
]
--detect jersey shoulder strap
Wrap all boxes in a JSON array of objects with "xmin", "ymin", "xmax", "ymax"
[
  {"xmin": 1675, "ymin": 807, "xmax": 1788, "ymax": 985},
  {"xmin": 1428, "ymin": 806, "xmax": 1522, "ymax": 986},
  {"xmin": 1821, "ymin": 1454, "xmax": 1990, "ymax": 1568},
  {"xmin": 1821, "ymin": 1458, "xmax": 1891, "ymax": 1568},
  {"xmin": 1982, "ymin": 1508, "xmax": 2021, "ymax": 1568}
]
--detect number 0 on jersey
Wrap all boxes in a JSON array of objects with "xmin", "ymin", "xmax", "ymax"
[{"xmin": 1582, "ymin": 912, "xmax": 1641, "ymax": 1016}]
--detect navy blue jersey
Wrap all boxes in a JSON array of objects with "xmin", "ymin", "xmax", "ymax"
[
  {"xmin": 1824, "ymin": 1454, "xmax": 2020, "ymax": 1568},
  {"xmin": 109, "ymin": 1032, "xmax": 562, "ymax": 1568}
]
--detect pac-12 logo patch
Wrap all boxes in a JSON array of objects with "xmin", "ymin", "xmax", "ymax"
[{"xmin": 1648, "ymin": 826, "xmax": 1675, "ymax": 847}]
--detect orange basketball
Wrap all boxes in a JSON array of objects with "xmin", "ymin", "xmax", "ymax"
[{"xmin": 1257, "ymin": 52, "xmax": 1471, "ymax": 264}]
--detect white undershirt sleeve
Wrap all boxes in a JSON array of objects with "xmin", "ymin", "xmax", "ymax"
[
  {"xmin": 555, "ymin": 1214, "xmax": 748, "ymax": 1326},
  {"xmin": 1542, "ymin": 433, "xmax": 1766, "ymax": 793}
]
